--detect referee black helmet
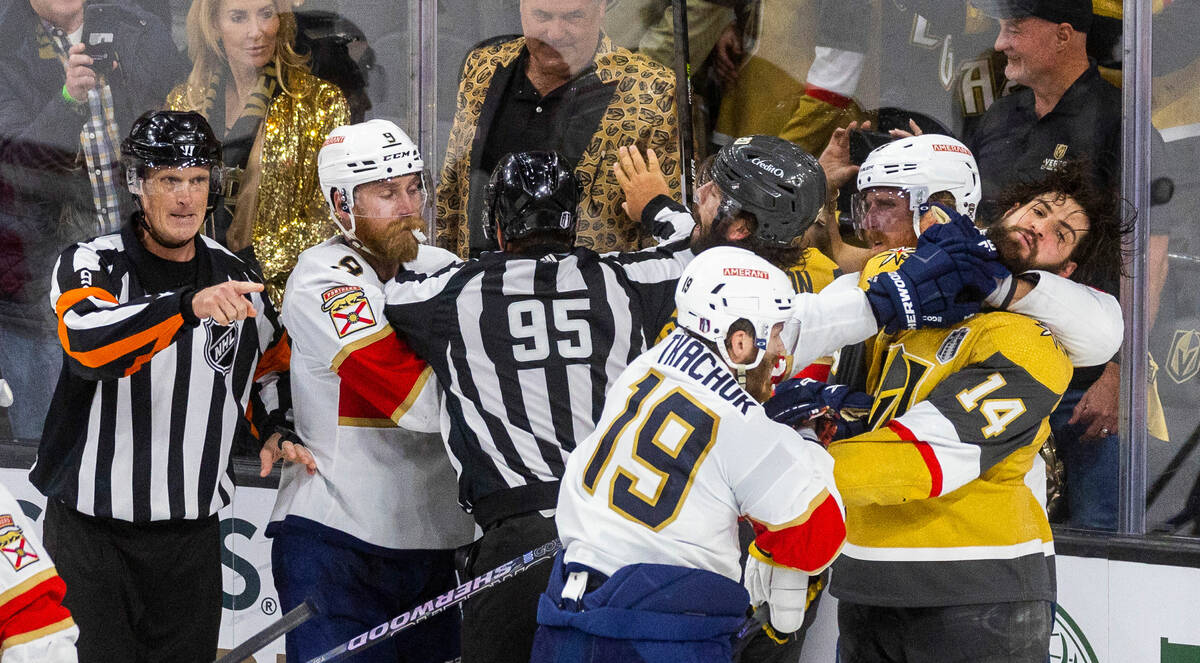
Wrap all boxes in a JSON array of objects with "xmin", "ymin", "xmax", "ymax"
[
  {"xmin": 122, "ymin": 110, "xmax": 223, "ymax": 206},
  {"xmin": 483, "ymin": 151, "xmax": 580, "ymax": 244},
  {"xmin": 710, "ymin": 135, "xmax": 826, "ymax": 247}
]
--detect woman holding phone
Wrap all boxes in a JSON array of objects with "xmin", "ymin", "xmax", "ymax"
[{"xmin": 168, "ymin": 0, "xmax": 349, "ymax": 306}]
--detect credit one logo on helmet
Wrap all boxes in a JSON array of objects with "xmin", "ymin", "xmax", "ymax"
[
  {"xmin": 723, "ymin": 267, "xmax": 769, "ymax": 279},
  {"xmin": 750, "ymin": 157, "xmax": 784, "ymax": 178}
]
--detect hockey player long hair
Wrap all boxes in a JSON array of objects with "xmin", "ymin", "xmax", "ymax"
[{"xmin": 987, "ymin": 158, "xmax": 1131, "ymax": 289}]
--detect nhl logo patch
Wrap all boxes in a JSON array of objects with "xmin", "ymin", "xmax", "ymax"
[
  {"xmin": 203, "ymin": 318, "xmax": 239, "ymax": 375},
  {"xmin": 936, "ymin": 327, "xmax": 970, "ymax": 364},
  {"xmin": 0, "ymin": 516, "xmax": 39, "ymax": 571},
  {"xmin": 321, "ymin": 286, "xmax": 377, "ymax": 338}
]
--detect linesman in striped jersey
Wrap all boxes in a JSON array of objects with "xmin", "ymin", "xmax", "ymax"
[
  {"xmin": 29, "ymin": 110, "xmax": 288, "ymax": 662},
  {"xmin": 384, "ymin": 150, "xmax": 698, "ymax": 663}
]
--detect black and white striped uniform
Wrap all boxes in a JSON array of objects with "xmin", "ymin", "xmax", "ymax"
[
  {"xmin": 384, "ymin": 200, "xmax": 694, "ymax": 523},
  {"xmin": 30, "ymin": 222, "xmax": 285, "ymax": 522}
]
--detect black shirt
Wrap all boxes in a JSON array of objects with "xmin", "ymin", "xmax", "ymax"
[
  {"xmin": 479, "ymin": 51, "xmax": 613, "ymax": 177},
  {"xmin": 967, "ymin": 62, "xmax": 1121, "ymax": 225}
]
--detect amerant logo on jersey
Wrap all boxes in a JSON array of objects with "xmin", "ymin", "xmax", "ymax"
[
  {"xmin": 321, "ymin": 285, "xmax": 377, "ymax": 338},
  {"xmin": 322, "ymin": 135, "xmax": 345, "ymax": 147},
  {"xmin": 723, "ymin": 267, "xmax": 770, "ymax": 279}
]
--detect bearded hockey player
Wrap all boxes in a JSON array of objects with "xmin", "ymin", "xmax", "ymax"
[
  {"xmin": 532, "ymin": 247, "xmax": 847, "ymax": 663},
  {"xmin": 263, "ymin": 119, "xmax": 474, "ymax": 663},
  {"xmin": 767, "ymin": 162, "xmax": 1128, "ymax": 662}
]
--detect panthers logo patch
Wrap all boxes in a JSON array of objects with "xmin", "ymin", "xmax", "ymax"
[{"xmin": 322, "ymin": 286, "xmax": 377, "ymax": 338}]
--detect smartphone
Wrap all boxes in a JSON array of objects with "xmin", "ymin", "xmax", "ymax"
[
  {"xmin": 848, "ymin": 129, "xmax": 895, "ymax": 166},
  {"xmin": 82, "ymin": 3, "xmax": 119, "ymax": 67}
]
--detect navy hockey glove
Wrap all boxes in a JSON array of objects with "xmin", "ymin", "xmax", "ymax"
[
  {"xmin": 918, "ymin": 204, "xmax": 1011, "ymax": 301},
  {"xmin": 765, "ymin": 378, "xmax": 873, "ymax": 444},
  {"xmin": 865, "ymin": 243, "xmax": 981, "ymax": 334}
]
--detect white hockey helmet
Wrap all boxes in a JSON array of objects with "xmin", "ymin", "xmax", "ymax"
[
  {"xmin": 318, "ymin": 119, "xmax": 425, "ymax": 250},
  {"xmin": 853, "ymin": 134, "xmax": 981, "ymax": 238},
  {"xmin": 675, "ymin": 246, "xmax": 795, "ymax": 371}
]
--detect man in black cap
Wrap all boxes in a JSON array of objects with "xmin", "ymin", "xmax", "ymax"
[
  {"xmin": 965, "ymin": 0, "xmax": 1167, "ymax": 533},
  {"xmin": 967, "ymin": 0, "xmax": 1112, "ymax": 219}
]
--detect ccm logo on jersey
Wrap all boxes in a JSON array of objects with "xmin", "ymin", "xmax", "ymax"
[
  {"xmin": 723, "ymin": 267, "xmax": 770, "ymax": 279},
  {"xmin": 322, "ymin": 286, "xmax": 377, "ymax": 338},
  {"xmin": 0, "ymin": 516, "xmax": 39, "ymax": 571}
]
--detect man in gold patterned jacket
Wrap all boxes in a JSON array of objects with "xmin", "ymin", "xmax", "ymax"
[{"xmin": 437, "ymin": 0, "xmax": 682, "ymax": 259}]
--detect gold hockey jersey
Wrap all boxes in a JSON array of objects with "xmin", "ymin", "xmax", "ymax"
[{"xmin": 828, "ymin": 311, "xmax": 1071, "ymax": 607}]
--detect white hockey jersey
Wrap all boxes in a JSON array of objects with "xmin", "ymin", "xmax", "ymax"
[
  {"xmin": 272, "ymin": 239, "xmax": 474, "ymax": 551},
  {"xmin": 0, "ymin": 483, "xmax": 77, "ymax": 663},
  {"xmin": 557, "ymin": 330, "xmax": 846, "ymax": 581}
]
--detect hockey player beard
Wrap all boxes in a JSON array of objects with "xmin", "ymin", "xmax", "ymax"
[
  {"xmin": 739, "ymin": 349, "xmax": 782, "ymax": 404},
  {"xmin": 985, "ymin": 222, "xmax": 1071, "ymax": 276},
  {"xmin": 360, "ymin": 213, "xmax": 426, "ymax": 264}
]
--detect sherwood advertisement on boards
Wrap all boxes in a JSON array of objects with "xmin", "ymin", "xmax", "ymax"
[{"xmin": 2, "ymin": 464, "xmax": 1200, "ymax": 662}]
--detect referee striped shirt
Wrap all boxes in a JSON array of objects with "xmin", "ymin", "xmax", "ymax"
[
  {"xmin": 30, "ymin": 221, "xmax": 286, "ymax": 523},
  {"xmin": 384, "ymin": 201, "xmax": 694, "ymax": 512}
]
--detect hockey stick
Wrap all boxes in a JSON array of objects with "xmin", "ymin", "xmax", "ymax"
[
  {"xmin": 671, "ymin": 0, "xmax": 696, "ymax": 206},
  {"xmin": 304, "ymin": 538, "xmax": 564, "ymax": 663},
  {"xmin": 214, "ymin": 598, "xmax": 316, "ymax": 663}
]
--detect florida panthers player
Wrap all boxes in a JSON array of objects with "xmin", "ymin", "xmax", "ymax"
[
  {"xmin": 262, "ymin": 120, "xmax": 474, "ymax": 663},
  {"xmin": 533, "ymin": 247, "xmax": 847, "ymax": 662}
]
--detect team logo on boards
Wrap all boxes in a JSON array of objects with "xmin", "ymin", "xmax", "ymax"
[
  {"xmin": 1166, "ymin": 329, "xmax": 1200, "ymax": 384},
  {"xmin": 322, "ymin": 286, "xmax": 376, "ymax": 338},
  {"xmin": 1049, "ymin": 605, "xmax": 1098, "ymax": 663},
  {"xmin": 0, "ymin": 516, "xmax": 39, "ymax": 571},
  {"xmin": 203, "ymin": 317, "xmax": 239, "ymax": 375}
]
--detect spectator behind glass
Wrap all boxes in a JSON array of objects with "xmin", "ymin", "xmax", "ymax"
[
  {"xmin": 168, "ymin": 0, "xmax": 349, "ymax": 307},
  {"xmin": 0, "ymin": 0, "xmax": 186, "ymax": 445},
  {"xmin": 436, "ymin": 0, "xmax": 682, "ymax": 259},
  {"xmin": 967, "ymin": 0, "xmax": 1172, "ymax": 531}
]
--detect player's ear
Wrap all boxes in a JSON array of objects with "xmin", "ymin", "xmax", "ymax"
[
  {"xmin": 725, "ymin": 329, "xmax": 756, "ymax": 364},
  {"xmin": 1057, "ymin": 260, "xmax": 1078, "ymax": 279}
]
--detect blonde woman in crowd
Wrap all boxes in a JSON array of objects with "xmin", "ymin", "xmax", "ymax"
[{"xmin": 169, "ymin": 0, "xmax": 349, "ymax": 305}]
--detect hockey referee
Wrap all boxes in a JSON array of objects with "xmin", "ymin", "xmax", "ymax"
[
  {"xmin": 29, "ymin": 110, "xmax": 289, "ymax": 662},
  {"xmin": 385, "ymin": 150, "xmax": 696, "ymax": 663}
]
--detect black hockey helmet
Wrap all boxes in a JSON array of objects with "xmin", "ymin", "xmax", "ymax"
[
  {"xmin": 122, "ymin": 110, "xmax": 222, "ymax": 173},
  {"xmin": 710, "ymin": 135, "xmax": 827, "ymax": 247},
  {"xmin": 482, "ymin": 151, "xmax": 579, "ymax": 243},
  {"xmin": 122, "ymin": 110, "xmax": 223, "ymax": 207}
]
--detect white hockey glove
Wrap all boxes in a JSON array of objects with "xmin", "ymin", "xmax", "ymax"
[{"xmin": 743, "ymin": 554, "xmax": 810, "ymax": 634}]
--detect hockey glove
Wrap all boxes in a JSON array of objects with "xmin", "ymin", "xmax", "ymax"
[
  {"xmin": 866, "ymin": 235, "xmax": 981, "ymax": 333},
  {"xmin": 918, "ymin": 204, "xmax": 1011, "ymax": 301},
  {"xmin": 765, "ymin": 378, "xmax": 873, "ymax": 444},
  {"xmin": 743, "ymin": 554, "xmax": 810, "ymax": 635}
]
